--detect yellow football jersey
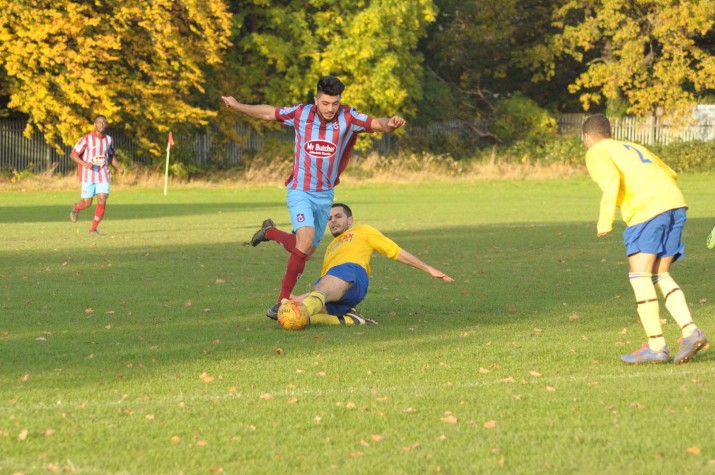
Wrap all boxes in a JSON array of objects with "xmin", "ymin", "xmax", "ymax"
[
  {"xmin": 321, "ymin": 224, "xmax": 401, "ymax": 277},
  {"xmin": 585, "ymin": 139, "xmax": 687, "ymax": 234}
]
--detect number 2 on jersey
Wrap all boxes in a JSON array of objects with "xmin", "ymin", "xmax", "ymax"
[{"xmin": 623, "ymin": 144, "xmax": 652, "ymax": 164}]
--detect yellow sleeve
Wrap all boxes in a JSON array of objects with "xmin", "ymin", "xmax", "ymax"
[
  {"xmin": 585, "ymin": 150, "xmax": 620, "ymax": 235},
  {"xmin": 365, "ymin": 226, "xmax": 401, "ymax": 260}
]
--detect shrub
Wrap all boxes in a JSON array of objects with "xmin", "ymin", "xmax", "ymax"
[
  {"xmin": 492, "ymin": 95, "xmax": 558, "ymax": 145},
  {"xmin": 651, "ymin": 140, "xmax": 715, "ymax": 172}
]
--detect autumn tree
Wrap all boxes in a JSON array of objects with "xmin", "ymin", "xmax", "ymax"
[
  {"xmin": 0, "ymin": 0, "xmax": 232, "ymax": 155},
  {"xmin": 530, "ymin": 0, "xmax": 715, "ymax": 117},
  {"xmin": 216, "ymin": 0, "xmax": 436, "ymax": 126}
]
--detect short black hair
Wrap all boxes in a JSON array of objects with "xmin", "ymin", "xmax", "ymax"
[
  {"xmin": 331, "ymin": 202, "xmax": 352, "ymax": 217},
  {"xmin": 93, "ymin": 115, "xmax": 108, "ymax": 123},
  {"xmin": 317, "ymin": 76, "xmax": 345, "ymax": 97},
  {"xmin": 582, "ymin": 113, "xmax": 611, "ymax": 138}
]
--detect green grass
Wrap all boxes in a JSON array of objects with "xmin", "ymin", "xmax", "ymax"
[{"xmin": 1, "ymin": 175, "xmax": 714, "ymax": 474}]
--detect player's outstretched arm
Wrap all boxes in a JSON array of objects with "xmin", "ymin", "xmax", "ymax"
[
  {"xmin": 396, "ymin": 249, "xmax": 455, "ymax": 282},
  {"xmin": 371, "ymin": 116, "xmax": 406, "ymax": 133},
  {"xmin": 221, "ymin": 96, "xmax": 277, "ymax": 121}
]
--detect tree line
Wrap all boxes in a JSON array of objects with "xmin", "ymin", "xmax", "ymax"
[{"xmin": 1, "ymin": 0, "xmax": 714, "ymax": 161}]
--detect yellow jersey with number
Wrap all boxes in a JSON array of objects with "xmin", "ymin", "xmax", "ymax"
[
  {"xmin": 585, "ymin": 138, "xmax": 687, "ymax": 234},
  {"xmin": 321, "ymin": 224, "xmax": 401, "ymax": 277}
]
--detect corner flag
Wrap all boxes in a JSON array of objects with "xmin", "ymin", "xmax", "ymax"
[{"xmin": 164, "ymin": 132, "xmax": 175, "ymax": 196}]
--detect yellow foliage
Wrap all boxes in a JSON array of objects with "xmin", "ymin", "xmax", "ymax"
[
  {"xmin": 536, "ymin": 0, "xmax": 715, "ymax": 117},
  {"xmin": 0, "ymin": 0, "xmax": 232, "ymax": 155}
]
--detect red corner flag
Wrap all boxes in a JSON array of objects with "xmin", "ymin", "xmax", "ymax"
[{"xmin": 168, "ymin": 132, "xmax": 175, "ymax": 147}]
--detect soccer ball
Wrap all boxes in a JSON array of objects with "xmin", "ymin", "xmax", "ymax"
[{"xmin": 277, "ymin": 299, "xmax": 309, "ymax": 331}]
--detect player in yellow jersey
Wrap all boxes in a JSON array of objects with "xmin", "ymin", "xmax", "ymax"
[
  {"xmin": 582, "ymin": 113, "xmax": 708, "ymax": 364},
  {"xmin": 277, "ymin": 203, "xmax": 454, "ymax": 326}
]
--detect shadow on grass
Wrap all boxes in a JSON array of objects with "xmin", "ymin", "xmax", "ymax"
[{"xmin": 0, "ymin": 201, "xmax": 284, "ymax": 224}]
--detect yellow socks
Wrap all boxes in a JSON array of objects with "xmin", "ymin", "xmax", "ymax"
[
  {"xmin": 309, "ymin": 313, "xmax": 357, "ymax": 326},
  {"xmin": 302, "ymin": 291, "xmax": 326, "ymax": 316},
  {"xmin": 653, "ymin": 273, "xmax": 696, "ymax": 338},
  {"xmin": 629, "ymin": 272, "xmax": 665, "ymax": 350}
]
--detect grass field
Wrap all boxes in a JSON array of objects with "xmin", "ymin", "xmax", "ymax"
[{"xmin": 1, "ymin": 175, "xmax": 714, "ymax": 474}]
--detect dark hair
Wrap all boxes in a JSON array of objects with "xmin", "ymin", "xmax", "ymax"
[
  {"xmin": 93, "ymin": 115, "xmax": 108, "ymax": 123},
  {"xmin": 317, "ymin": 76, "xmax": 345, "ymax": 97},
  {"xmin": 582, "ymin": 113, "xmax": 611, "ymax": 138},
  {"xmin": 331, "ymin": 202, "xmax": 352, "ymax": 217}
]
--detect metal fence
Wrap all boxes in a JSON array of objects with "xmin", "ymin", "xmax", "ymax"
[{"xmin": 3, "ymin": 109, "xmax": 715, "ymax": 174}]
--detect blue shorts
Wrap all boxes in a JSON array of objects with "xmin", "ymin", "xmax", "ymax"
[
  {"xmin": 286, "ymin": 188, "xmax": 334, "ymax": 248},
  {"xmin": 318, "ymin": 263, "xmax": 369, "ymax": 317},
  {"xmin": 623, "ymin": 208, "xmax": 686, "ymax": 262},
  {"xmin": 81, "ymin": 182, "xmax": 110, "ymax": 198}
]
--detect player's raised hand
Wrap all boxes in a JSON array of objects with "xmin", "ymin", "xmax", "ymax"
[
  {"xmin": 221, "ymin": 96, "xmax": 239, "ymax": 109},
  {"xmin": 388, "ymin": 116, "xmax": 406, "ymax": 129}
]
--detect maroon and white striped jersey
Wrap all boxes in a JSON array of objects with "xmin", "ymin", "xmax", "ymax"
[{"xmin": 73, "ymin": 131, "xmax": 115, "ymax": 183}]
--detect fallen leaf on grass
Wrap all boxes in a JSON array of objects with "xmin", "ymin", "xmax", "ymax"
[
  {"xmin": 275, "ymin": 348, "xmax": 284, "ymax": 355},
  {"xmin": 287, "ymin": 397, "xmax": 298, "ymax": 404},
  {"xmin": 404, "ymin": 407, "xmax": 417, "ymax": 413},
  {"xmin": 215, "ymin": 278, "xmax": 225, "ymax": 284},
  {"xmin": 85, "ymin": 308, "xmax": 94, "ymax": 314},
  {"xmin": 686, "ymin": 446, "xmax": 701, "ymax": 455},
  {"xmin": 479, "ymin": 367, "xmax": 489, "ymax": 374},
  {"xmin": 171, "ymin": 435, "xmax": 181, "ymax": 443},
  {"xmin": 18, "ymin": 429, "xmax": 29, "ymax": 441},
  {"xmin": 371, "ymin": 434, "xmax": 384, "ymax": 442},
  {"xmin": 21, "ymin": 374, "xmax": 29, "ymax": 382},
  {"xmin": 199, "ymin": 372, "xmax": 215, "ymax": 383},
  {"xmin": 185, "ymin": 299, "xmax": 192, "ymax": 307},
  {"xmin": 484, "ymin": 420, "xmax": 497, "ymax": 429},
  {"xmin": 529, "ymin": 371, "xmax": 542, "ymax": 377},
  {"xmin": 43, "ymin": 428, "xmax": 55, "ymax": 437},
  {"xmin": 260, "ymin": 393, "xmax": 273, "ymax": 400},
  {"xmin": 546, "ymin": 386, "xmax": 556, "ymax": 393},
  {"xmin": 440, "ymin": 413, "xmax": 458, "ymax": 424}
]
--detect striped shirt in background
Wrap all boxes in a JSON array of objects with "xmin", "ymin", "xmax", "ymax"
[{"xmin": 73, "ymin": 132, "xmax": 115, "ymax": 183}]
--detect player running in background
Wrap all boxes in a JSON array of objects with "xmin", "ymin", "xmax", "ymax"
[
  {"xmin": 222, "ymin": 76, "xmax": 406, "ymax": 319},
  {"xmin": 277, "ymin": 203, "xmax": 454, "ymax": 326},
  {"xmin": 582, "ymin": 113, "xmax": 707, "ymax": 364},
  {"xmin": 69, "ymin": 115, "xmax": 124, "ymax": 236}
]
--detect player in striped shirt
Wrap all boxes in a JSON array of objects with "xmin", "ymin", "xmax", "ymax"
[
  {"xmin": 582, "ymin": 113, "xmax": 707, "ymax": 364},
  {"xmin": 222, "ymin": 76, "xmax": 406, "ymax": 319},
  {"xmin": 279, "ymin": 203, "xmax": 454, "ymax": 326},
  {"xmin": 69, "ymin": 115, "xmax": 124, "ymax": 236}
]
